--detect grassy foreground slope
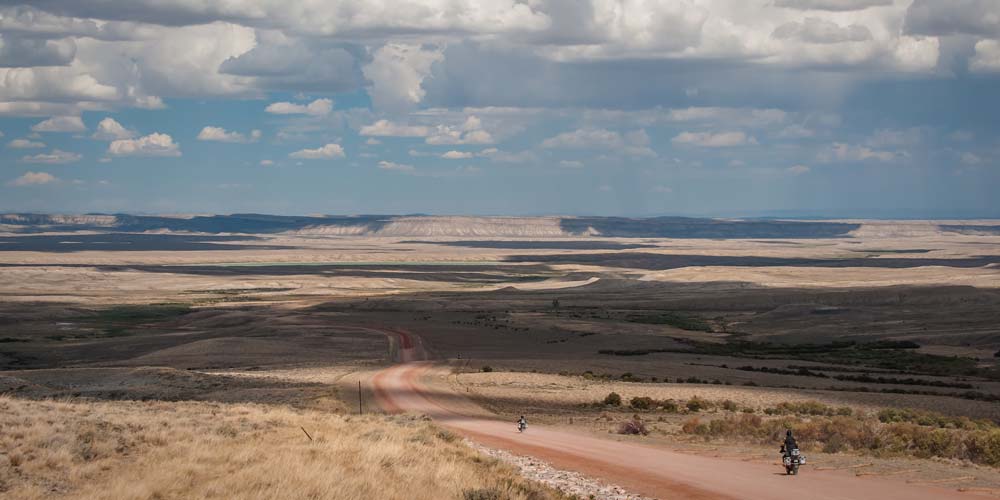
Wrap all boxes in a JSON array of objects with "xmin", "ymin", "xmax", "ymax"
[{"xmin": 0, "ymin": 396, "xmax": 562, "ymax": 500}]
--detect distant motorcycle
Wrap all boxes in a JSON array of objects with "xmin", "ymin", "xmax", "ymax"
[
  {"xmin": 782, "ymin": 448, "xmax": 805, "ymax": 475},
  {"xmin": 517, "ymin": 421, "xmax": 527, "ymax": 433}
]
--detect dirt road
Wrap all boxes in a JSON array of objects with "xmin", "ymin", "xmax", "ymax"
[{"xmin": 370, "ymin": 330, "xmax": 985, "ymax": 500}]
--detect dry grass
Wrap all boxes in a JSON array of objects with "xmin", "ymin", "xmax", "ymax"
[
  {"xmin": 456, "ymin": 371, "xmax": 1000, "ymax": 421},
  {"xmin": 0, "ymin": 396, "xmax": 564, "ymax": 500}
]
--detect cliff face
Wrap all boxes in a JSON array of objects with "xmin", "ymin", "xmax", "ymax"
[{"xmin": 0, "ymin": 213, "xmax": 871, "ymax": 238}]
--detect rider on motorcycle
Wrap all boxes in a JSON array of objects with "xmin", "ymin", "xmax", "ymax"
[
  {"xmin": 780, "ymin": 429, "xmax": 798, "ymax": 455},
  {"xmin": 517, "ymin": 415, "xmax": 527, "ymax": 431}
]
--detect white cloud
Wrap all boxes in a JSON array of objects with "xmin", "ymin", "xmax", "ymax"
[
  {"xmin": 775, "ymin": 0, "xmax": 892, "ymax": 12},
  {"xmin": 543, "ymin": 128, "xmax": 621, "ymax": 148},
  {"xmin": 787, "ymin": 164, "xmax": 811, "ymax": 175},
  {"xmin": 289, "ymin": 143, "xmax": 345, "ymax": 159},
  {"xmin": 363, "ymin": 43, "xmax": 443, "ymax": 113},
  {"xmin": 960, "ymin": 152, "xmax": 982, "ymax": 165},
  {"xmin": 21, "ymin": 149, "xmax": 81, "ymax": 164},
  {"xmin": 7, "ymin": 138, "xmax": 45, "ymax": 149},
  {"xmin": 441, "ymin": 150, "xmax": 473, "ymax": 159},
  {"xmin": 772, "ymin": 18, "xmax": 872, "ymax": 44},
  {"xmin": 664, "ymin": 107, "xmax": 787, "ymax": 127},
  {"xmin": 7, "ymin": 171, "xmax": 58, "ymax": 186},
  {"xmin": 31, "ymin": 115, "xmax": 85, "ymax": 133},
  {"xmin": 970, "ymin": 39, "xmax": 1000, "ymax": 73},
  {"xmin": 820, "ymin": 142, "xmax": 896, "ymax": 162},
  {"xmin": 377, "ymin": 160, "xmax": 415, "ymax": 172},
  {"xmin": 425, "ymin": 115, "xmax": 496, "ymax": 145},
  {"xmin": 91, "ymin": 117, "xmax": 135, "ymax": 140},
  {"xmin": 108, "ymin": 133, "xmax": 181, "ymax": 157},
  {"xmin": 259, "ymin": 159, "xmax": 274, "ymax": 166},
  {"xmin": 559, "ymin": 160, "xmax": 583, "ymax": 168},
  {"xmin": 359, "ymin": 119, "xmax": 430, "ymax": 137},
  {"xmin": 672, "ymin": 131, "xmax": 757, "ymax": 147},
  {"xmin": 776, "ymin": 124, "xmax": 816, "ymax": 139},
  {"xmin": 265, "ymin": 98, "xmax": 333, "ymax": 116},
  {"xmin": 365, "ymin": 138, "xmax": 381, "ymax": 145},
  {"xmin": 541, "ymin": 127, "xmax": 655, "ymax": 157},
  {"xmin": 197, "ymin": 126, "xmax": 261, "ymax": 143}
]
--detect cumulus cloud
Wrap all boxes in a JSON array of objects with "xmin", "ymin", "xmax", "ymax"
[
  {"xmin": 441, "ymin": 150, "xmax": 473, "ymax": 159},
  {"xmin": 819, "ymin": 142, "xmax": 896, "ymax": 162},
  {"xmin": 672, "ymin": 131, "xmax": 757, "ymax": 147},
  {"xmin": 31, "ymin": 115, "xmax": 85, "ymax": 132},
  {"xmin": 7, "ymin": 138, "xmax": 45, "ymax": 149},
  {"xmin": 377, "ymin": 160, "xmax": 415, "ymax": 172},
  {"xmin": 542, "ymin": 128, "xmax": 618, "ymax": 148},
  {"xmin": 197, "ymin": 126, "xmax": 261, "ymax": 143},
  {"xmin": 265, "ymin": 98, "xmax": 333, "ymax": 116},
  {"xmin": 664, "ymin": 107, "xmax": 787, "ymax": 128},
  {"xmin": 772, "ymin": 18, "xmax": 872, "ymax": 44},
  {"xmin": 775, "ymin": 0, "xmax": 893, "ymax": 11},
  {"xmin": 426, "ymin": 116, "xmax": 495, "ymax": 145},
  {"xmin": 259, "ymin": 159, "xmax": 274, "ymax": 166},
  {"xmin": 0, "ymin": 34, "xmax": 76, "ymax": 67},
  {"xmin": 220, "ymin": 34, "xmax": 362, "ymax": 92},
  {"xmin": 7, "ymin": 170, "xmax": 57, "ymax": 186},
  {"xmin": 108, "ymin": 133, "xmax": 181, "ymax": 157},
  {"xmin": 970, "ymin": 39, "xmax": 1000, "ymax": 73},
  {"xmin": 541, "ymin": 127, "xmax": 655, "ymax": 156},
  {"xmin": 289, "ymin": 143, "xmax": 345, "ymax": 159},
  {"xmin": 904, "ymin": 0, "xmax": 1000, "ymax": 37},
  {"xmin": 359, "ymin": 119, "xmax": 430, "ymax": 137},
  {"xmin": 787, "ymin": 164, "xmax": 811, "ymax": 175},
  {"xmin": 960, "ymin": 152, "xmax": 983, "ymax": 165},
  {"xmin": 363, "ymin": 43, "xmax": 443, "ymax": 113},
  {"xmin": 91, "ymin": 117, "xmax": 134, "ymax": 140},
  {"xmin": 776, "ymin": 124, "xmax": 816, "ymax": 139},
  {"xmin": 21, "ymin": 149, "xmax": 81, "ymax": 164}
]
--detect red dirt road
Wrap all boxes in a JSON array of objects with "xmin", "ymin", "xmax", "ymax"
[{"xmin": 370, "ymin": 332, "xmax": 985, "ymax": 500}]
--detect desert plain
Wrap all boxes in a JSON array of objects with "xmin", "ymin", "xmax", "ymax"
[{"xmin": 2, "ymin": 214, "xmax": 1000, "ymax": 499}]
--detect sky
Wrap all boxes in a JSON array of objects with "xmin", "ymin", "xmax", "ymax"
[{"xmin": 0, "ymin": 0, "xmax": 998, "ymax": 218}]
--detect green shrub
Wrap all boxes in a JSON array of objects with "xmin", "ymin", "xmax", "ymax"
[
  {"xmin": 603, "ymin": 392, "xmax": 622, "ymax": 406},
  {"xmin": 686, "ymin": 396, "xmax": 709, "ymax": 412},
  {"xmin": 630, "ymin": 396, "xmax": 655, "ymax": 410},
  {"xmin": 722, "ymin": 400, "xmax": 738, "ymax": 412},
  {"xmin": 966, "ymin": 430, "xmax": 1000, "ymax": 467}
]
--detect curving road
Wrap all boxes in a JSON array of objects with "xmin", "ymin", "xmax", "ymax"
[{"xmin": 370, "ymin": 329, "xmax": 985, "ymax": 500}]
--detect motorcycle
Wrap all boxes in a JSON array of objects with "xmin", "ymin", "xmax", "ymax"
[
  {"xmin": 517, "ymin": 421, "xmax": 527, "ymax": 433},
  {"xmin": 782, "ymin": 448, "xmax": 805, "ymax": 475}
]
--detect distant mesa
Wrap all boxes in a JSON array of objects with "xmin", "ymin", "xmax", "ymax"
[
  {"xmin": 4, "ymin": 213, "xmax": 997, "ymax": 239},
  {"xmin": 0, "ymin": 213, "xmax": 869, "ymax": 239}
]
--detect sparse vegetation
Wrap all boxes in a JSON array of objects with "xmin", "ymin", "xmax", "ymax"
[
  {"xmin": 681, "ymin": 407, "xmax": 1000, "ymax": 467},
  {"xmin": 674, "ymin": 340, "xmax": 991, "ymax": 379},
  {"xmin": 762, "ymin": 401, "xmax": 853, "ymax": 417},
  {"xmin": 0, "ymin": 396, "xmax": 564, "ymax": 500},
  {"xmin": 89, "ymin": 304, "xmax": 193, "ymax": 324},
  {"xmin": 629, "ymin": 396, "xmax": 655, "ymax": 410},
  {"xmin": 624, "ymin": 312, "xmax": 712, "ymax": 332},
  {"xmin": 686, "ymin": 396, "xmax": 710, "ymax": 412},
  {"xmin": 617, "ymin": 416, "xmax": 649, "ymax": 435},
  {"xmin": 603, "ymin": 392, "xmax": 622, "ymax": 406}
]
